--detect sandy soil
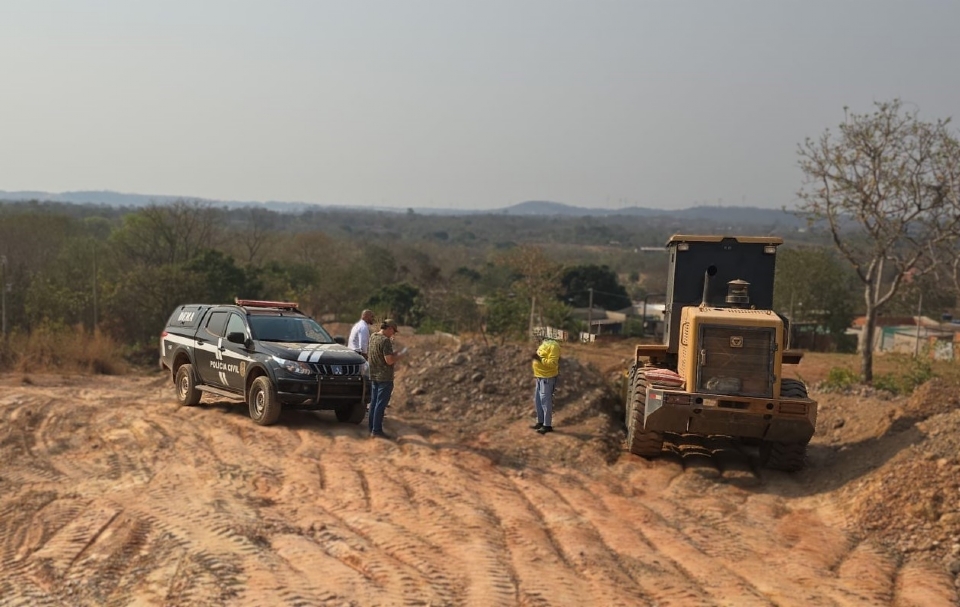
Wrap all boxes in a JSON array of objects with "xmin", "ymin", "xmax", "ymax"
[{"xmin": 0, "ymin": 337, "xmax": 958, "ymax": 606}]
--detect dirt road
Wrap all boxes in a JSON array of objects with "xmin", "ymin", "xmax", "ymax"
[{"xmin": 1, "ymin": 362, "xmax": 957, "ymax": 605}]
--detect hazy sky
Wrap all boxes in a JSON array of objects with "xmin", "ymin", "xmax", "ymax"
[{"xmin": 2, "ymin": 1, "xmax": 958, "ymax": 210}]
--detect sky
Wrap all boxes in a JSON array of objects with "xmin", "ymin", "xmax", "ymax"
[{"xmin": 1, "ymin": 1, "xmax": 958, "ymax": 211}]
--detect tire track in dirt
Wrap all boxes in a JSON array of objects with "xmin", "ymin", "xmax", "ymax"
[
  {"xmin": 509, "ymin": 472, "xmax": 659, "ymax": 606},
  {"xmin": 618, "ymin": 461, "xmax": 952, "ymax": 607},
  {"xmin": 383, "ymin": 447, "xmax": 519, "ymax": 605},
  {"xmin": 1, "ymin": 374, "xmax": 957, "ymax": 606}
]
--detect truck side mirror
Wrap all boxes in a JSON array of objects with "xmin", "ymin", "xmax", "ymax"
[
  {"xmin": 334, "ymin": 336, "xmax": 346, "ymax": 345},
  {"xmin": 227, "ymin": 331, "xmax": 246, "ymax": 345}
]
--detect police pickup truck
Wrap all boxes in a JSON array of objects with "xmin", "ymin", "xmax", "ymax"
[{"xmin": 159, "ymin": 299, "xmax": 367, "ymax": 426}]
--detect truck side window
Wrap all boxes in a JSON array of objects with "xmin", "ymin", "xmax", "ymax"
[
  {"xmin": 226, "ymin": 313, "xmax": 246, "ymax": 338},
  {"xmin": 204, "ymin": 311, "xmax": 229, "ymax": 338}
]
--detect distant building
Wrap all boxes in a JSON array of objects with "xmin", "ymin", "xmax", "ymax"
[
  {"xmin": 570, "ymin": 302, "xmax": 666, "ymax": 339},
  {"xmin": 850, "ymin": 315, "xmax": 959, "ymax": 359}
]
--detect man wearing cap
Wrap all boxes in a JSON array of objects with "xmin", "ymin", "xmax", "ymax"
[
  {"xmin": 367, "ymin": 319, "xmax": 403, "ymax": 439},
  {"xmin": 530, "ymin": 334, "xmax": 561, "ymax": 434}
]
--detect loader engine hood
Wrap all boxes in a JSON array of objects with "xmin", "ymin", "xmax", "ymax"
[{"xmin": 677, "ymin": 307, "xmax": 784, "ymax": 399}]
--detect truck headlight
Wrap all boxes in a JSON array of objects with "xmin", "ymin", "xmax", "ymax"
[{"xmin": 272, "ymin": 356, "xmax": 314, "ymax": 375}]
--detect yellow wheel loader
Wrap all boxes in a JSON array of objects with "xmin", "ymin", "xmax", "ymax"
[{"xmin": 625, "ymin": 235, "xmax": 817, "ymax": 471}]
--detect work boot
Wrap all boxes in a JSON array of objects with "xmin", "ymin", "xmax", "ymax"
[
  {"xmin": 537, "ymin": 426, "xmax": 553, "ymax": 434},
  {"xmin": 530, "ymin": 422, "xmax": 543, "ymax": 430}
]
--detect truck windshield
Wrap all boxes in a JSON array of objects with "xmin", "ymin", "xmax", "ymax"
[{"xmin": 248, "ymin": 316, "xmax": 335, "ymax": 343}]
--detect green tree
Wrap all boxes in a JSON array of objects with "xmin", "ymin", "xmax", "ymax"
[
  {"xmin": 560, "ymin": 264, "xmax": 631, "ymax": 309},
  {"xmin": 493, "ymin": 245, "xmax": 562, "ymax": 339},
  {"xmin": 184, "ymin": 249, "xmax": 254, "ymax": 303},
  {"xmin": 417, "ymin": 269, "xmax": 482, "ymax": 334},
  {"xmin": 365, "ymin": 282, "xmax": 421, "ymax": 326},
  {"xmin": 796, "ymin": 100, "xmax": 960, "ymax": 382},
  {"xmin": 773, "ymin": 247, "xmax": 857, "ymax": 337},
  {"xmin": 23, "ymin": 237, "xmax": 99, "ymax": 329},
  {"xmin": 483, "ymin": 291, "xmax": 528, "ymax": 341}
]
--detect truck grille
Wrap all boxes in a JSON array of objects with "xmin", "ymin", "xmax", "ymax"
[
  {"xmin": 696, "ymin": 325, "xmax": 775, "ymax": 398},
  {"xmin": 319, "ymin": 381, "xmax": 364, "ymax": 397},
  {"xmin": 311, "ymin": 363, "xmax": 363, "ymax": 377}
]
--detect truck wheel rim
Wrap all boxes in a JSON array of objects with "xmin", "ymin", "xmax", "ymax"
[
  {"xmin": 178, "ymin": 375, "xmax": 189, "ymax": 399},
  {"xmin": 254, "ymin": 390, "xmax": 264, "ymax": 416}
]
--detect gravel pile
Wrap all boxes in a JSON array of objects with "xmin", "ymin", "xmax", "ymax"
[{"xmin": 836, "ymin": 378, "xmax": 960, "ymax": 583}]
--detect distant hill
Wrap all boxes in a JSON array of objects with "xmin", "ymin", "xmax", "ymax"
[
  {"xmin": 498, "ymin": 200, "xmax": 805, "ymax": 226},
  {"xmin": 0, "ymin": 189, "xmax": 806, "ymax": 226}
]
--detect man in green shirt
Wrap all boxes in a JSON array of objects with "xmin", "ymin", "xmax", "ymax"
[{"xmin": 368, "ymin": 319, "xmax": 403, "ymax": 439}]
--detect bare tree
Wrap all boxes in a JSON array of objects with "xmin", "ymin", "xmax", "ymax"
[
  {"xmin": 112, "ymin": 200, "xmax": 223, "ymax": 266},
  {"xmin": 797, "ymin": 100, "xmax": 960, "ymax": 382},
  {"xmin": 495, "ymin": 245, "xmax": 563, "ymax": 338},
  {"xmin": 239, "ymin": 207, "xmax": 277, "ymax": 265}
]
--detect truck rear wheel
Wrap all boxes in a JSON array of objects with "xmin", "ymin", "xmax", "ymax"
[
  {"xmin": 335, "ymin": 400, "xmax": 366, "ymax": 424},
  {"xmin": 175, "ymin": 364, "xmax": 202, "ymax": 406},
  {"xmin": 625, "ymin": 367, "xmax": 664, "ymax": 458},
  {"xmin": 248, "ymin": 376, "xmax": 282, "ymax": 426}
]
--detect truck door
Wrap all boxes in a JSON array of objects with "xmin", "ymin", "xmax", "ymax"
[
  {"xmin": 219, "ymin": 312, "xmax": 252, "ymax": 393},
  {"xmin": 195, "ymin": 310, "xmax": 230, "ymax": 387}
]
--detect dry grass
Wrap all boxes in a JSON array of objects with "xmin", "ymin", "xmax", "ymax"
[{"xmin": 0, "ymin": 324, "xmax": 128, "ymax": 375}]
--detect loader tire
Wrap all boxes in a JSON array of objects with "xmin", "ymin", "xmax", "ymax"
[
  {"xmin": 625, "ymin": 368, "xmax": 664, "ymax": 459},
  {"xmin": 760, "ymin": 440, "xmax": 808, "ymax": 472},
  {"xmin": 762, "ymin": 378, "xmax": 810, "ymax": 471},
  {"xmin": 779, "ymin": 378, "xmax": 809, "ymax": 399}
]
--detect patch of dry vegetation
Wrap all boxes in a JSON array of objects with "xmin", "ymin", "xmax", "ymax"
[{"xmin": 0, "ymin": 324, "xmax": 129, "ymax": 375}]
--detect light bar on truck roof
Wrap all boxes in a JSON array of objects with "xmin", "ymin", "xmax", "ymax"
[{"xmin": 235, "ymin": 299, "xmax": 300, "ymax": 310}]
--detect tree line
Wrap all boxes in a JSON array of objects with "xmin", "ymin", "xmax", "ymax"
[{"xmin": 0, "ymin": 200, "xmax": 662, "ymax": 347}]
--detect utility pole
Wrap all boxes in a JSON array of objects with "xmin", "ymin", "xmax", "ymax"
[
  {"xmin": 586, "ymin": 288, "xmax": 593, "ymax": 342},
  {"xmin": 529, "ymin": 295, "xmax": 536, "ymax": 342}
]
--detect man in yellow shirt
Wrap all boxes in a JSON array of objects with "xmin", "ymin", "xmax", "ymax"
[{"xmin": 530, "ymin": 335, "xmax": 561, "ymax": 434}]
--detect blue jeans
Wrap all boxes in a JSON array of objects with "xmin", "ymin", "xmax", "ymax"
[
  {"xmin": 369, "ymin": 380, "xmax": 394, "ymax": 434},
  {"xmin": 534, "ymin": 376, "xmax": 557, "ymax": 427}
]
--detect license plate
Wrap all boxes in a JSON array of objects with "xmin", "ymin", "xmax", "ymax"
[{"xmin": 703, "ymin": 398, "xmax": 718, "ymax": 407}]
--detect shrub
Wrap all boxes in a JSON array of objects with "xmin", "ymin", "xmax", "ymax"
[
  {"xmin": 872, "ymin": 355, "xmax": 934, "ymax": 395},
  {"xmin": 823, "ymin": 366, "xmax": 859, "ymax": 391}
]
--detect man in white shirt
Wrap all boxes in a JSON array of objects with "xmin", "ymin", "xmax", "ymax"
[{"xmin": 348, "ymin": 309, "xmax": 375, "ymax": 359}]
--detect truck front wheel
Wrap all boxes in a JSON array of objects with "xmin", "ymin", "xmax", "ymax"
[
  {"xmin": 335, "ymin": 400, "xmax": 366, "ymax": 424},
  {"xmin": 248, "ymin": 376, "xmax": 282, "ymax": 426}
]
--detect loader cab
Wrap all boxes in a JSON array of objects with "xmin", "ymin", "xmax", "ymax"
[{"xmin": 662, "ymin": 235, "xmax": 782, "ymax": 355}]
